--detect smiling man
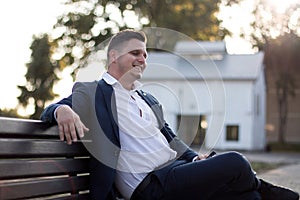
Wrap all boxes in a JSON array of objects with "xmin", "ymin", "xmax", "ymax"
[{"xmin": 41, "ymin": 29, "xmax": 299, "ymax": 200}]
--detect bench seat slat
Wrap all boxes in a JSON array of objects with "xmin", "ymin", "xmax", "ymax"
[
  {"xmin": 0, "ymin": 176, "xmax": 89, "ymax": 200},
  {"xmin": 0, "ymin": 158, "xmax": 90, "ymax": 179},
  {"xmin": 52, "ymin": 193, "xmax": 89, "ymax": 200},
  {"xmin": 0, "ymin": 139, "xmax": 89, "ymax": 158}
]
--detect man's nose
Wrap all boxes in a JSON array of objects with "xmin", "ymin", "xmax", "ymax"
[{"xmin": 137, "ymin": 55, "xmax": 146, "ymax": 63}]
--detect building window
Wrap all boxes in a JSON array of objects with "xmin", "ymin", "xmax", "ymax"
[{"xmin": 226, "ymin": 125, "xmax": 239, "ymax": 141}]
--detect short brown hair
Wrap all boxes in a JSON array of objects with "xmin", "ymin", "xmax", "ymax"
[{"xmin": 107, "ymin": 29, "xmax": 147, "ymax": 56}]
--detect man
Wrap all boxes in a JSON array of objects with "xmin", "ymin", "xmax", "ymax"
[{"xmin": 41, "ymin": 29, "xmax": 299, "ymax": 200}]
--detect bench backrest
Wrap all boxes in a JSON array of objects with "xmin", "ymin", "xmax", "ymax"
[{"xmin": 0, "ymin": 117, "xmax": 90, "ymax": 200}]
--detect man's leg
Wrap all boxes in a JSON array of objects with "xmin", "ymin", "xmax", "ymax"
[{"xmin": 163, "ymin": 151, "xmax": 260, "ymax": 200}]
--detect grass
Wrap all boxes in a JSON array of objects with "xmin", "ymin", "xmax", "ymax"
[
  {"xmin": 250, "ymin": 161, "xmax": 285, "ymax": 173},
  {"xmin": 251, "ymin": 142, "xmax": 300, "ymax": 173},
  {"xmin": 267, "ymin": 142, "xmax": 300, "ymax": 152}
]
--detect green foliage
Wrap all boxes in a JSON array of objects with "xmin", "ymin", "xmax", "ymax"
[
  {"xmin": 268, "ymin": 142, "xmax": 300, "ymax": 152},
  {"xmin": 134, "ymin": 0, "xmax": 230, "ymax": 40},
  {"xmin": 250, "ymin": 161, "xmax": 285, "ymax": 173},
  {"xmin": 18, "ymin": 34, "xmax": 59, "ymax": 119},
  {"xmin": 0, "ymin": 108, "xmax": 20, "ymax": 118},
  {"xmin": 250, "ymin": 0, "xmax": 300, "ymax": 50},
  {"xmin": 19, "ymin": 0, "xmax": 237, "ymax": 117},
  {"xmin": 51, "ymin": 0, "xmax": 231, "ymax": 79}
]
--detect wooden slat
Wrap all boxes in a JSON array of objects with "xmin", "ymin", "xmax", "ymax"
[
  {"xmin": 0, "ymin": 117, "xmax": 57, "ymax": 137},
  {"xmin": 0, "ymin": 176, "xmax": 89, "ymax": 200},
  {"xmin": 0, "ymin": 158, "xmax": 90, "ymax": 179},
  {"xmin": 0, "ymin": 139, "xmax": 89, "ymax": 158},
  {"xmin": 0, "ymin": 117, "xmax": 91, "ymax": 199},
  {"xmin": 53, "ymin": 193, "xmax": 90, "ymax": 200}
]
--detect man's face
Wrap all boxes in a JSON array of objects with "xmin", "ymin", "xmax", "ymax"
[{"xmin": 114, "ymin": 39, "xmax": 147, "ymax": 80}]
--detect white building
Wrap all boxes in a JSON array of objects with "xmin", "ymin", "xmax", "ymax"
[{"xmin": 141, "ymin": 41, "xmax": 266, "ymax": 151}]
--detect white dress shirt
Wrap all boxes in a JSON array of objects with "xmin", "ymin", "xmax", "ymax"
[{"xmin": 102, "ymin": 73, "xmax": 177, "ymax": 199}]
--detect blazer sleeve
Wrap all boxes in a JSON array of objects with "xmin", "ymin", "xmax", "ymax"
[
  {"xmin": 40, "ymin": 96, "xmax": 72, "ymax": 125},
  {"xmin": 40, "ymin": 81, "xmax": 96, "ymax": 124}
]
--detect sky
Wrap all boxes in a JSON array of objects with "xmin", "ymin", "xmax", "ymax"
[
  {"xmin": 0, "ymin": 0, "xmax": 296, "ymax": 115},
  {"xmin": 0, "ymin": 0, "xmax": 66, "ymax": 114}
]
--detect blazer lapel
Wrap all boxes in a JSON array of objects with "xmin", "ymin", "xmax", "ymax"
[
  {"xmin": 95, "ymin": 80, "xmax": 120, "ymax": 144},
  {"xmin": 136, "ymin": 90, "xmax": 165, "ymax": 129}
]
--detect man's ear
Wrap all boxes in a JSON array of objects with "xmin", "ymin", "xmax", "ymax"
[{"xmin": 109, "ymin": 50, "xmax": 117, "ymax": 63}]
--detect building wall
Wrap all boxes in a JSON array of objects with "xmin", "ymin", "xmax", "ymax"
[
  {"xmin": 217, "ymin": 81, "xmax": 253, "ymax": 150},
  {"xmin": 206, "ymin": 80, "xmax": 265, "ymax": 150},
  {"xmin": 252, "ymin": 66, "xmax": 266, "ymax": 149},
  {"xmin": 141, "ymin": 78, "xmax": 266, "ymax": 150},
  {"xmin": 142, "ymin": 49, "xmax": 266, "ymax": 150}
]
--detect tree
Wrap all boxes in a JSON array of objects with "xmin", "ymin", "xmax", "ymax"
[
  {"xmin": 50, "ymin": 0, "xmax": 233, "ymax": 78},
  {"xmin": 250, "ymin": 1, "xmax": 300, "ymax": 144},
  {"xmin": 264, "ymin": 32, "xmax": 300, "ymax": 143},
  {"xmin": 0, "ymin": 108, "xmax": 19, "ymax": 118},
  {"xmin": 19, "ymin": 0, "xmax": 238, "ymax": 118},
  {"xmin": 132, "ymin": 0, "xmax": 231, "ymax": 40},
  {"xmin": 249, "ymin": 0, "xmax": 299, "ymax": 50},
  {"xmin": 18, "ymin": 34, "xmax": 59, "ymax": 119}
]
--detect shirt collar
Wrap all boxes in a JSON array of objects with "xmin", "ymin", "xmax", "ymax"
[
  {"xmin": 102, "ymin": 72, "xmax": 143, "ymax": 90},
  {"xmin": 102, "ymin": 72, "xmax": 118, "ymax": 85}
]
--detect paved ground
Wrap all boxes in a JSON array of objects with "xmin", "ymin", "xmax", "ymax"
[
  {"xmin": 244, "ymin": 151, "xmax": 300, "ymax": 193},
  {"xmin": 258, "ymin": 163, "xmax": 300, "ymax": 193}
]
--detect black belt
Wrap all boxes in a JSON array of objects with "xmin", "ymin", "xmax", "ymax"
[{"xmin": 131, "ymin": 173, "xmax": 153, "ymax": 200}]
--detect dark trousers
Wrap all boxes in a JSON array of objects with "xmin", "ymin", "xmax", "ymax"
[{"xmin": 131, "ymin": 151, "xmax": 261, "ymax": 200}]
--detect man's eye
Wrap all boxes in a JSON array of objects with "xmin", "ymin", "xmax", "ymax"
[
  {"xmin": 131, "ymin": 51, "xmax": 139, "ymax": 55},
  {"xmin": 130, "ymin": 50, "xmax": 147, "ymax": 59}
]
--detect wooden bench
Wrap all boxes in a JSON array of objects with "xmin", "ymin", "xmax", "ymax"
[{"xmin": 0, "ymin": 117, "xmax": 90, "ymax": 200}]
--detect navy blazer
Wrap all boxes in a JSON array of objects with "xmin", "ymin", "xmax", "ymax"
[{"xmin": 41, "ymin": 79, "xmax": 197, "ymax": 200}]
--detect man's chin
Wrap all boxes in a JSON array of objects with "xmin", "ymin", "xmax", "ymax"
[
  {"xmin": 137, "ymin": 73, "xmax": 143, "ymax": 80},
  {"xmin": 133, "ymin": 72, "xmax": 142, "ymax": 80}
]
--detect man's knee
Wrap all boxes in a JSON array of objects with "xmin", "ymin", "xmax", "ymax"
[{"xmin": 223, "ymin": 151, "xmax": 251, "ymax": 171}]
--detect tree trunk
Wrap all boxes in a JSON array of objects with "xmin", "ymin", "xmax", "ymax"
[{"xmin": 277, "ymin": 82, "xmax": 288, "ymax": 144}]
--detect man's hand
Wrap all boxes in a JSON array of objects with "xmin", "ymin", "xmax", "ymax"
[
  {"xmin": 194, "ymin": 153, "xmax": 210, "ymax": 161},
  {"xmin": 55, "ymin": 105, "xmax": 89, "ymax": 145},
  {"xmin": 194, "ymin": 151, "xmax": 216, "ymax": 161}
]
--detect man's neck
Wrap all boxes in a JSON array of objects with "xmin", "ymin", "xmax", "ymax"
[
  {"xmin": 106, "ymin": 71, "xmax": 135, "ymax": 91},
  {"xmin": 119, "ymin": 77, "xmax": 135, "ymax": 90}
]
